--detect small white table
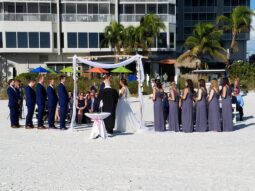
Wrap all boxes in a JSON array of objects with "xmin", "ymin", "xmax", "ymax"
[{"xmin": 85, "ymin": 112, "xmax": 111, "ymax": 139}]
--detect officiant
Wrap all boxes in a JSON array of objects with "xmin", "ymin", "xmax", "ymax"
[{"xmin": 98, "ymin": 74, "xmax": 118, "ymax": 134}]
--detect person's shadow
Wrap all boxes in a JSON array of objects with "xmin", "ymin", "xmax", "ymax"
[
  {"xmin": 235, "ymin": 115, "xmax": 255, "ymax": 131},
  {"xmin": 108, "ymin": 132, "xmax": 134, "ymax": 137}
]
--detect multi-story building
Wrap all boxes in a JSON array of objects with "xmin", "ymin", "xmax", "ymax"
[
  {"xmin": 176, "ymin": 0, "xmax": 250, "ymax": 62},
  {"xmin": 0, "ymin": 0, "xmax": 176, "ymax": 79}
]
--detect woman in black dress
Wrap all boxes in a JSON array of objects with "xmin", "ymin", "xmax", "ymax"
[{"xmin": 76, "ymin": 92, "xmax": 86, "ymax": 124}]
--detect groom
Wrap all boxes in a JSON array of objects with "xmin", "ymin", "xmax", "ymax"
[{"xmin": 98, "ymin": 74, "xmax": 118, "ymax": 134}]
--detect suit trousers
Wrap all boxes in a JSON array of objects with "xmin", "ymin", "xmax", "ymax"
[
  {"xmin": 26, "ymin": 106, "xmax": 35, "ymax": 126},
  {"xmin": 9, "ymin": 105, "xmax": 19, "ymax": 126},
  {"xmin": 60, "ymin": 106, "xmax": 68, "ymax": 129},
  {"xmin": 37, "ymin": 105, "xmax": 45, "ymax": 127},
  {"xmin": 48, "ymin": 105, "xmax": 56, "ymax": 127}
]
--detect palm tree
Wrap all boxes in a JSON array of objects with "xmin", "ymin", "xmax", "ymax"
[
  {"xmin": 177, "ymin": 23, "xmax": 227, "ymax": 69},
  {"xmin": 138, "ymin": 14, "xmax": 166, "ymax": 53},
  {"xmin": 217, "ymin": 6, "xmax": 254, "ymax": 53},
  {"xmin": 101, "ymin": 21, "xmax": 124, "ymax": 62}
]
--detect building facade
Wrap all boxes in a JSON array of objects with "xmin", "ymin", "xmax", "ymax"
[
  {"xmin": 0, "ymin": 0, "xmax": 176, "ymax": 79},
  {"xmin": 176, "ymin": 0, "xmax": 250, "ymax": 62}
]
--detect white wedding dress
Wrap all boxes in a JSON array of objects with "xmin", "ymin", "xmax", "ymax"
[{"xmin": 115, "ymin": 87, "xmax": 139, "ymax": 133}]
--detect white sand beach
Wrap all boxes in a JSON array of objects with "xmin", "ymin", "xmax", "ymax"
[{"xmin": 0, "ymin": 93, "xmax": 255, "ymax": 191}]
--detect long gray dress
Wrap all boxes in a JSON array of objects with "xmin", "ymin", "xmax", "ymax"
[
  {"xmin": 169, "ymin": 90, "xmax": 180, "ymax": 132},
  {"xmin": 222, "ymin": 86, "xmax": 234, "ymax": 131},
  {"xmin": 195, "ymin": 89, "xmax": 208, "ymax": 132},
  {"xmin": 208, "ymin": 90, "xmax": 221, "ymax": 131},
  {"xmin": 154, "ymin": 91, "xmax": 165, "ymax": 132},
  {"xmin": 181, "ymin": 89, "xmax": 194, "ymax": 133}
]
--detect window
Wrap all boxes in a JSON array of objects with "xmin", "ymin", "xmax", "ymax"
[
  {"xmin": 169, "ymin": 4, "xmax": 175, "ymax": 15},
  {"xmin": 184, "ymin": 13, "xmax": 192, "ymax": 20},
  {"xmin": 157, "ymin": 33, "xmax": 167, "ymax": 48},
  {"xmin": 51, "ymin": 4, "xmax": 57, "ymax": 14},
  {"xmin": 89, "ymin": 33, "xmax": 98, "ymax": 48},
  {"xmin": 99, "ymin": 4, "xmax": 109, "ymax": 14},
  {"xmin": 110, "ymin": 4, "xmax": 115, "ymax": 14},
  {"xmin": 68, "ymin": 33, "xmax": 77, "ymax": 48},
  {"xmin": 4, "ymin": 2, "xmax": 15, "ymax": 13},
  {"xmin": 184, "ymin": 27, "xmax": 193, "ymax": 34},
  {"xmin": 147, "ymin": 4, "xmax": 156, "ymax": 14},
  {"xmin": 136, "ymin": 4, "xmax": 145, "ymax": 14},
  {"xmin": 118, "ymin": 4, "xmax": 123, "ymax": 14},
  {"xmin": 40, "ymin": 3, "xmax": 50, "ymax": 13},
  {"xmin": 184, "ymin": 0, "xmax": 192, "ymax": 6},
  {"xmin": 16, "ymin": 3, "xmax": 26, "ymax": 13},
  {"xmin": 224, "ymin": 0, "xmax": 231, "ymax": 6},
  {"xmin": 40, "ymin": 32, "xmax": 50, "ymax": 48},
  {"xmin": 6, "ymin": 32, "xmax": 16, "ymax": 48},
  {"xmin": 18, "ymin": 32, "xmax": 28, "ymax": 48},
  {"xmin": 0, "ymin": 3, "xmax": 3, "ymax": 14},
  {"xmin": 61, "ymin": 33, "xmax": 64, "ymax": 48},
  {"xmin": 78, "ymin": 33, "xmax": 88, "ymax": 48},
  {"xmin": 0, "ymin": 32, "xmax": 3, "ymax": 48},
  {"xmin": 29, "ymin": 32, "xmax": 39, "ymax": 48},
  {"xmin": 54, "ymin": 33, "xmax": 57, "ymax": 48},
  {"xmin": 88, "ymin": 4, "xmax": 98, "ymax": 14},
  {"xmin": 61, "ymin": 4, "xmax": 65, "ymax": 14},
  {"xmin": 125, "ymin": 4, "xmax": 134, "ymax": 14},
  {"xmin": 158, "ymin": 4, "xmax": 167, "ymax": 14},
  {"xmin": 169, "ymin": 32, "xmax": 175, "ymax": 48},
  {"xmin": 99, "ymin": 33, "xmax": 107, "ymax": 48},
  {"xmin": 77, "ymin": 4, "xmax": 87, "ymax": 14},
  {"xmin": 28, "ymin": 3, "xmax": 39, "ymax": 13},
  {"xmin": 66, "ymin": 3, "xmax": 76, "ymax": 14}
]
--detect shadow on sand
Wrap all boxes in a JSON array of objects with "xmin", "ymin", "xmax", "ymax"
[{"xmin": 235, "ymin": 115, "xmax": 255, "ymax": 131}]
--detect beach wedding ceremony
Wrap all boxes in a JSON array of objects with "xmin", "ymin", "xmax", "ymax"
[{"xmin": 0, "ymin": 0, "xmax": 255, "ymax": 190}]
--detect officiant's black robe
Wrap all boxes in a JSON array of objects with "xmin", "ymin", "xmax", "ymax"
[{"xmin": 98, "ymin": 88, "xmax": 119, "ymax": 133}]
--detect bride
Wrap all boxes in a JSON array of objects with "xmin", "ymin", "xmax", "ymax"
[{"xmin": 115, "ymin": 79, "xmax": 139, "ymax": 133}]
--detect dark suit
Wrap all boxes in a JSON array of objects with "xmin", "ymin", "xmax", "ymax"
[
  {"xmin": 7, "ymin": 86, "xmax": 19, "ymax": 126},
  {"xmin": 58, "ymin": 83, "xmax": 69, "ymax": 129},
  {"xmin": 25, "ymin": 85, "xmax": 36, "ymax": 127},
  {"xmin": 36, "ymin": 83, "xmax": 47, "ymax": 127},
  {"xmin": 98, "ymin": 87, "xmax": 118, "ymax": 133},
  {"xmin": 47, "ymin": 85, "xmax": 58, "ymax": 127},
  {"xmin": 87, "ymin": 98, "xmax": 100, "ymax": 113}
]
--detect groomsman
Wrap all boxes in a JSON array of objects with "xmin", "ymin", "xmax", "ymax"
[
  {"xmin": 47, "ymin": 78, "xmax": 58, "ymax": 128},
  {"xmin": 25, "ymin": 79, "xmax": 36, "ymax": 129},
  {"xmin": 7, "ymin": 79, "xmax": 19, "ymax": 128},
  {"xmin": 14, "ymin": 80, "xmax": 22, "ymax": 121},
  {"xmin": 58, "ymin": 75, "xmax": 69, "ymax": 130},
  {"xmin": 36, "ymin": 75, "xmax": 47, "ymax": 129}
]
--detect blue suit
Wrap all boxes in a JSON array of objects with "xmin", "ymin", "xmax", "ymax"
[
  {"xmin": 7, "ymin": 86, "xmax": 19, "ymax": 126},
  {"xmin": 58, "ymin": 83, "xmax": 69, "ymax": 128},
  {"xmin": 36, "ymin": 83, "xmax": 47, "ymax": 127},
  {"xmin": 47, "ymin": 85, "xmax": 58, "ymax": 127},
  {"xmin": 25, "ymin": 85, "xmax": 36, "ymax": 127}
]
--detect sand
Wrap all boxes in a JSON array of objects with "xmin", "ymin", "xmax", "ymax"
[{"xmin": 0, "ymin": 93, "xmax": 255, "ymax": 191}]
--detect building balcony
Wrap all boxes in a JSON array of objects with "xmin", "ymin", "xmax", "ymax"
[
  {"xmin": 62, "ymin": 14, "xmax": 115, "ymax": 22},
  {"xmin": 0, "ymin": 13, "xmax": 57, "ymax": 22},
  {"xmin": 184, "ymin": 6, "xmax": 216, "ymax": 13},
  {"xmin": 119, "ymin": 14, "xmax": 176, "ymax": 23}
]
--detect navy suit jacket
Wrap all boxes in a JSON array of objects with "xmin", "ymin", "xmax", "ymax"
[
  {"xmin": 15, "ymin": 88, "xmax": 21, "ymax": 102},
  {"xmin": 47, "ymin": 86, "xmax": 58, "ymax": 107},
  {"xmin": 36, "ymin": 83, "xmax": 47, "ymax": 106},
  {"xmin": 7, "ymin": 86, "xmax": 18, "ymax": 107},
  {"xmin": 25, "ymin": 86, "xmax": 36, "ymax": 107},
  {"xmin": 87, "ymin": 98, "xmax": 100, "ymax": 112},
  {"xmin": 58, "ymin": 83, "xmax": 69, "ymax": 107}
]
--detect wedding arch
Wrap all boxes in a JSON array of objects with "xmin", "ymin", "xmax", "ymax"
[{"xmin": 70, "ymin": 54, "xmax": 145, "ymax": 130}]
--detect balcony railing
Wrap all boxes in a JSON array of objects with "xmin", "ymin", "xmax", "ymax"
[
  {"xmin": 62, "ymin": 14, "xmax": 115, "ymax": 22},
  {"xmin": 119, "ymin": 14, "xmax": 176, "ymax": 23},
  {"xmin": 0, "ymin": 13, "xmax": 57, "ymax": 22},
  {"xmin": 184, "ymin": 6, "xmax": 216, "ymax": 13}
]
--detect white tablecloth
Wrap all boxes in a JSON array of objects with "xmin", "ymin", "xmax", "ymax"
[{"xmin": 85, "ymin": 112, "xmax": 111, "ymax": 139}]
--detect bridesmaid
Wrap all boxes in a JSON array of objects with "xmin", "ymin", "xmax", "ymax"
[
  {"xmin": 152, "ymin": 80, "xmax": 165, "ymax": 132},
  {"xmin": 221, "ymin": 78, "xmax": 234, "ymax": 131},
  {"xmin": 181, "ymin": 79, "xmax": 194, "ymax": 133},
  {"xmin": 195, "ymin": 79, "xmax": 208, "ymax": 132},
  {"xmin": 168, "ymin": 82, "xmax": 180, "ymax": 132},
  {"xmin": 208, "ymin": 80, "xmax": 221, "ymax": 132}
]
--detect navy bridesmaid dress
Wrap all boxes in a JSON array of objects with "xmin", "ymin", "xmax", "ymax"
[
  {"xmin": 154, "ymin": 91, "xmax": 165, "ymax": 132},
  {"xmin": 195, "ymin": 89, "xmax": 208, "ymax": 132},
  {"xmin": 168, "ymin": 90, "xmax": 180, "ymax": 132},
  {"xmin": 181, "ymin": 89, "xmax": 194, "ymax": 133},
  {"xmin": 208, "ymin": 90, "xmax": 221, "ymax": 131},
  {"xmin": 222, "ymin": 86, "xmax": 234, "ymax": 131}
]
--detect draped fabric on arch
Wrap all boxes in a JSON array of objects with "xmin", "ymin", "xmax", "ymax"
[{"xmin": 70, "ymin": 54, "xmax": 145, "ymax": 130}]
